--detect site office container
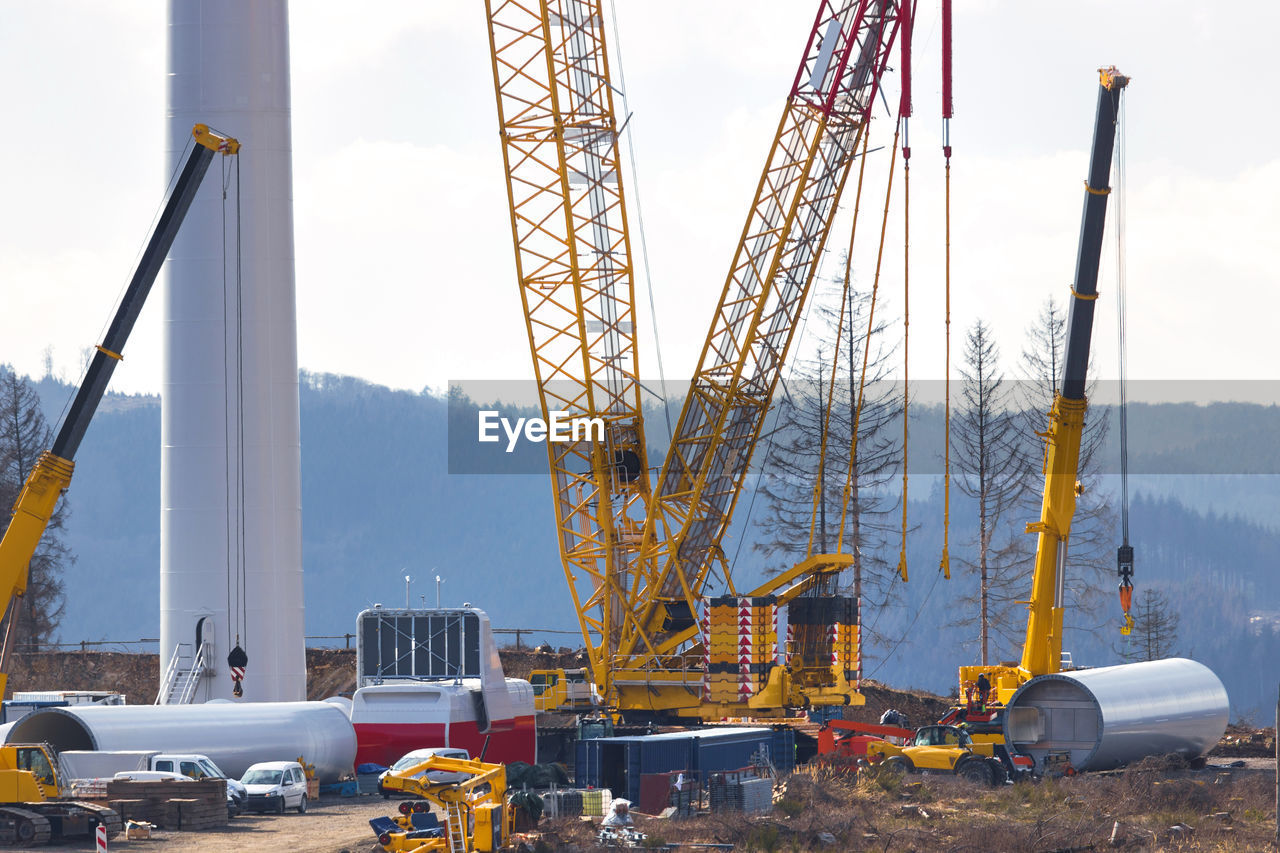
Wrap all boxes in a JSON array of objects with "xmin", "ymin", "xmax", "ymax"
[{"xmin": 575, "ymin": 727, "xmax": 795, "ymax": 805}]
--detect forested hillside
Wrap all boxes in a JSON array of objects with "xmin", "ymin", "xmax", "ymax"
[{"xmin": 27, "ymin": 373, "xmax": 1280, "ymax": 718}]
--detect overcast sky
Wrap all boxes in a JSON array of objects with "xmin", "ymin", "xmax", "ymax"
[{"xmin": 1, "ymin": 1, "xmax": 1277, "ymax": 405}]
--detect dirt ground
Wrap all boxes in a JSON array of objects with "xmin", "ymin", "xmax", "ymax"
[
  {"xmin": 3, "ymin": 647, "xmax": 587, "ymax": 705},
  {"xmin": 45, "ymin": 793, "xmax": 406, "ymax": 853},
  {"xmin": 3, "ymin": 649, "xmax": 360, "ymax": 705}
]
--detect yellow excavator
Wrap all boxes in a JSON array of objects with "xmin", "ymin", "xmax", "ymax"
[
  {"xmin": 373, "ymin": 755, "xmax": 509, "ymax": 853},
  {"xmin": 0, "ymin": 124, "xmax": 238, "ymax": 845}
]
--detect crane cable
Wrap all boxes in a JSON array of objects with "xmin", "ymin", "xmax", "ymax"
[
  {"xmin": 834, "ymin": 126, "xmax": 875, "ymax": 561},
  {"xmin": 829, "ymin": 122, "xmax": 904, "ymax": 652},
  {"xmin": 940, "ymin": 158, "xmax": 952, "ymax": 580},
  {"xmin": 1114, "ymin": 86, "xmax": 1134, "ymax": 636},
  {"xmin": 728, "ymin": 293, "xmax": 819, "ymax": 589},
  {"xmin": 939, "ymin": 0, "xmax": 953, "ymax": 581},
  {"xmin": 221, "ymin": 152, "xmax": 249, "ymax": 694},
  {"xmin": 896, "ymin": 124, "xmax": 910, "ymax": 584},
  {"xmin": 894, "ymin": 0, "xmax": 914, "ymax": 585},
  {"xmin": 606, "ymin": 0, "xmax": 674, "ymax": 444},
  {"xmin": 837, "ymin": 123, "xmax": 896, "ymax": 570}
]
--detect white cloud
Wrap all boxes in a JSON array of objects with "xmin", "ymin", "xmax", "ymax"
[{"xmin": 1, "ymin": 0, "xmax": 1276, "ymax": 401}]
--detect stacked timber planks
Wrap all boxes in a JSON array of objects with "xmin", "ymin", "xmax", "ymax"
[{"xmin": 105, "ymin": 780, "xmax": 227, "ymax": 831}]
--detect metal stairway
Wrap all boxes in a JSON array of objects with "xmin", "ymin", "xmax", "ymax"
[{"xmin": 155, "ymin": 642, "xmax": 210, "ymax": 704}]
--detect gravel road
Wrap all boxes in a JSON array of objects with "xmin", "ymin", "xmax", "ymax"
[{"xmin": 46, "ymin": 794, "xmax": 412, "ymax": 852}]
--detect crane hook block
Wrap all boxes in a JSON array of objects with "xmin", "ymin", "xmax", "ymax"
[
  {"xmin": 1117, "ymin": 544, "xmax": 1134, "ymax": 581},
  {"xmin": 1118, "ymin": 576, "xmax": 1134, "ymax": 636}
]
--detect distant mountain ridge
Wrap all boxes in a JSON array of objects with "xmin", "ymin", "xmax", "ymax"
[{"xmin": 25, "ymin": 373, "xmax": 1280, "ymax": 716}]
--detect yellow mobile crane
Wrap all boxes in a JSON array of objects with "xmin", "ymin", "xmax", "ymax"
[
  {"xmin": 951, "ymin": 68, "xmax": 1131, "ymax": 725},
  {"xmin": 0, "ymin": 124, "xmax": 238, "ymax": 844},
  {"xmin": 486, "ymin": 1, "xmax": 904, "ymax": 719}
]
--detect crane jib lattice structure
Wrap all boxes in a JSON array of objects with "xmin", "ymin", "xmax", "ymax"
[
  {"xmin": 486, "ymin": 0, "xmax": 652, "ymax": 701},
  {"xmin": 486, "ymin": 0, "xmax": 904, "ymax": 718}
]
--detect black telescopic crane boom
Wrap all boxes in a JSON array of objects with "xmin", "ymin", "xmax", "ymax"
[
  {"xmin": 1061, "ymin": 67, "xmax": 1128, "ymax": 401},
  {"xmin": 51, "ymin": 124, "xmax": 237, "ymax": 460}
]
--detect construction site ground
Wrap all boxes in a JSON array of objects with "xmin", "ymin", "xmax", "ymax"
[
  {"xmin": 38, "ymin": 794, "xmax": 400, "ymax": 852},
  {"xmin": 6, "ymin": 649, "xmax": 1278, "ymax": 851},
  {"xmin": 27, "ymin": 762, "xmax": 1279, "ymax": 852}
]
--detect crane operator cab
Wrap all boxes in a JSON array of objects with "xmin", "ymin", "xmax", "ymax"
[{"xmin": 12, "ymin": 744, "xmax": 59, "ymax": 789}]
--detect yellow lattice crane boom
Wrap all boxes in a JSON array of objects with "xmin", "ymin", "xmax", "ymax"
[{"xmin": 485, "ymin": 0, "xmax": 652, "ymax": 705}]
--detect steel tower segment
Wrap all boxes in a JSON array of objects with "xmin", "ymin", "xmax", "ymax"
[
  {"xmin": 623, "ymin": 0, "xmax": 902, "ymax": 662},
  {"xmin": 485, "ymin": 0, "xmax": 651, "ymax": 699}
]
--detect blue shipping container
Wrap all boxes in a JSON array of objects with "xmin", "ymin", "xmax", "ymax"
[
  {"xmin": 576, "ymin": 736, "xmax": 695, "ymax": 802},
  {"xmin": 576, "ymin": 727, "xmax": 793, "ymax": 804}
]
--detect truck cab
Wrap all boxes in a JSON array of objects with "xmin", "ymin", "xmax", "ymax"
[
  {"xmin": 531, "ymin": 668, "xmax": 596, "ymax": 712},
  {"xmin": 4, "ymin": 745, "xmax": 62, "ymax": 794}
]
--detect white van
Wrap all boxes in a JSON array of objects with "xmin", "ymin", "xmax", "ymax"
[
  {"xmin": 240, "ymin": 761, "xmax": 309, "ymax": 814},
  {"xmin": 378, "ymin": 747, "xmax": 470, "ymax": 797}
]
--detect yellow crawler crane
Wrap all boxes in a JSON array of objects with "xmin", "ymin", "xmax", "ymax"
[
  {"xmin": 0, "ymin": 124, "xmax": 238, "ymax": 845},
  {"xmin": 487, "ymin": 0, "xmax": 905, "ymax": 721},
  {"xmin": 374, "ymin": 756, "xmax": 509, "ymax": 853}
]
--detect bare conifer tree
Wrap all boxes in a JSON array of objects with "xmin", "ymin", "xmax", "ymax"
[
  {"xmin": 1113, "ymin": 588, "xmax": 1180, "ymax": 661},
  {"xmin": 753, "ymin": 268, "xmax": 901, "ymax": 630},
  {"xmin": 951, "ymin": 320, "xmax": 1029, "ymax": 664}
]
